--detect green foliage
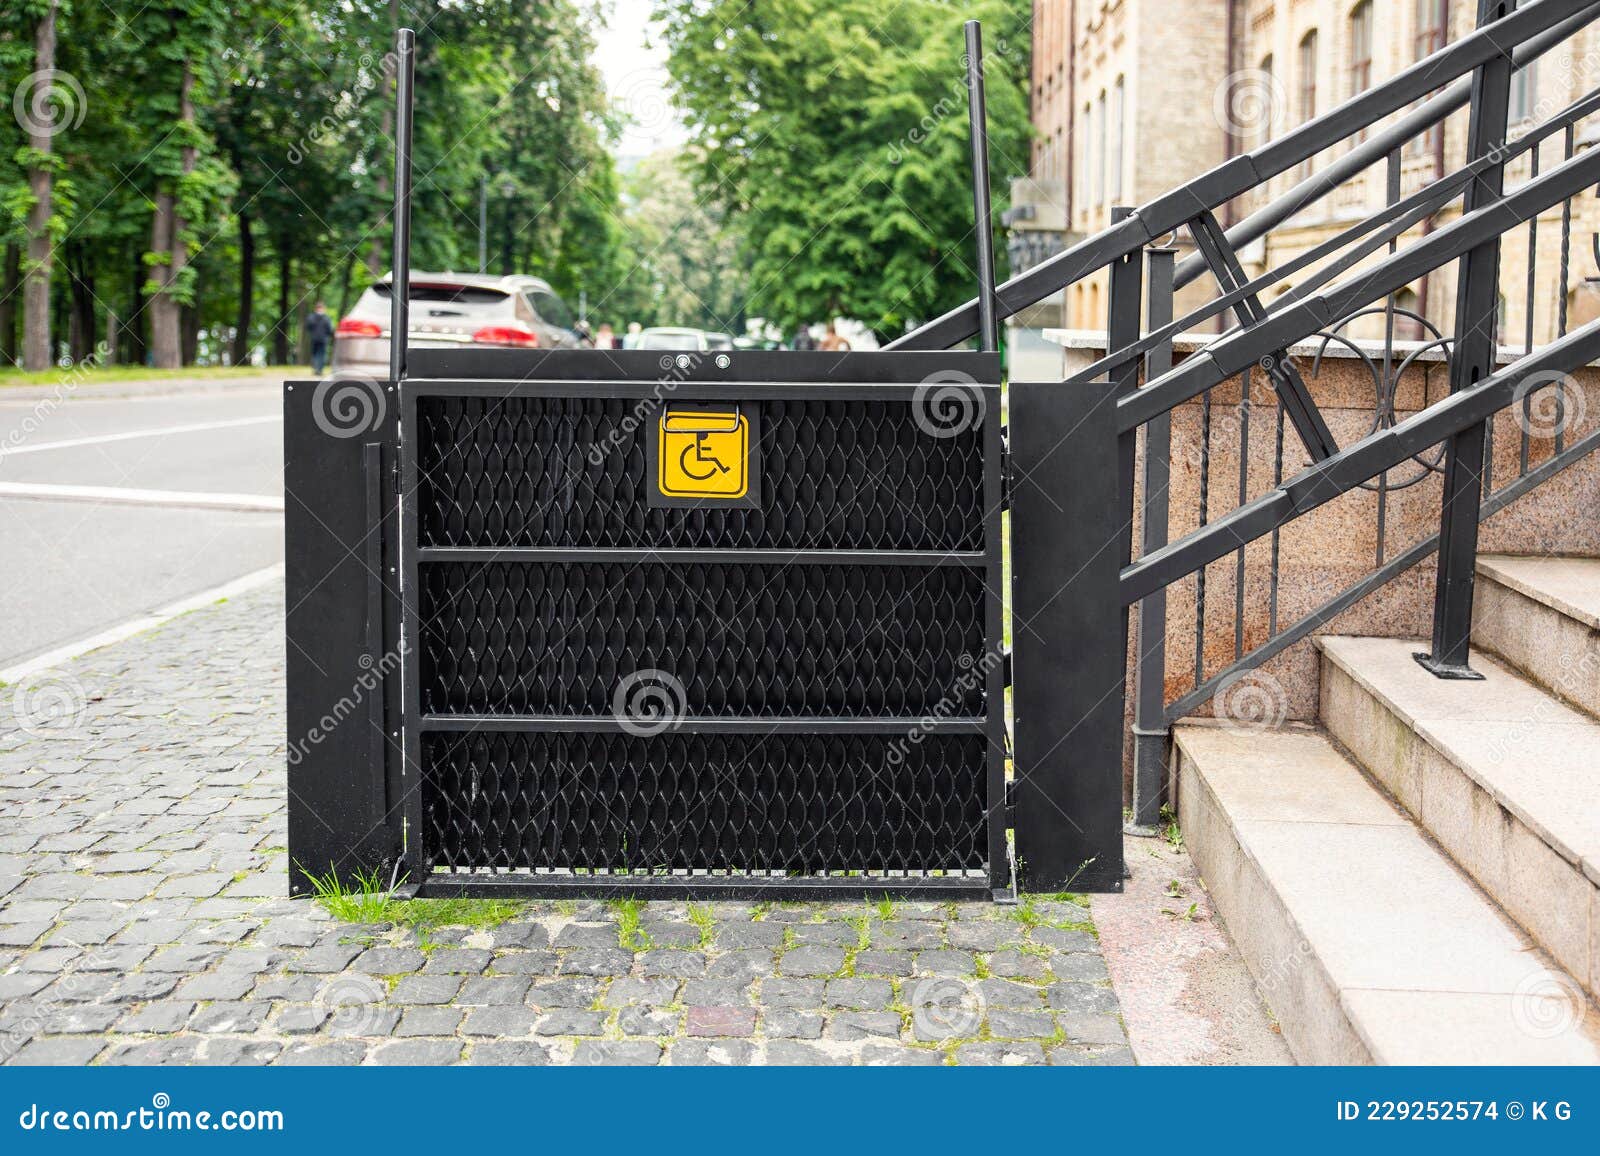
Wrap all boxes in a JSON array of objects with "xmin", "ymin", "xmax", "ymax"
[
  {"xmin": 655, "ymin": 0, "xmax": 1033, "ymax": 340},
  {"xmin": 0, "ymin": 0, "xmax": 624, "ymax": 367}
]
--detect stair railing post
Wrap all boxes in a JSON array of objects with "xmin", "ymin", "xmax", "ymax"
[
  {"xmin": 1129, "ymin": 242, "xmax": 1176, "ymax": 834},
  {"xmin": 1418, "ymin": 0, "xmax": 1516, "ymax": 680}
]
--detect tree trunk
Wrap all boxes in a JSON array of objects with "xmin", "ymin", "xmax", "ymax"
[
  {"xmin": 22, "ymin": 1, "xmax": 59, "ymax": 372},
  {"xmin": 0, "ymin": 243, "xmax": 18, "ymax": 365},
  {"xmin": 148, "ymin": 63, "xmax": 196, "ymax": 369},
  {"xmin": 181, "ymin": 300, "xmax": 199, "ymax": 365},
  {"xmin": 65, "ymin": 244, "xmax": 94, "ymax": 363},
  {"xmin": 127, "ymin": 251, "xmax": 146, "ymax": 365},
  {"xmin": 273, "ymin": 248, "xmax": 293, "ymax": 365},
  {"xmin": 231, "ymin": 210, "xmax": 255, "ymax": 366},
  {"xmin": 336, "ymin": 251, "xmax": 357, "ymax": 318}
]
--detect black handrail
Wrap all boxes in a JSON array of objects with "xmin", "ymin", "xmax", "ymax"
[
  {"xmin": 1064, "ymin": 84, "xmax": 1600, "ymax": 389},
  {"xmin": 1116, "ymin": 142, "xmax": 1600, "ymax": 432},
  {"xmin": 888, "ymin": 0, "xmax": 1591, "ymax": 351},
  {"xmin": 1120, "ymin": 315, "xmax": 1600, "ymax": 605}
]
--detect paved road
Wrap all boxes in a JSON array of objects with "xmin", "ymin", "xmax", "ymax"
[
  {"xmin": 0, "ymin": 581, "xmax": 1132, "ymax": 1067},
  {"xmin": 0, "ymin": 384, "xmax": 285, "ymax": 669}
]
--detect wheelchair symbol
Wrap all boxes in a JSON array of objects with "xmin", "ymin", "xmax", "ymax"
[
  {"xmin": 656, "ymin": 406, "xmax": 750, "ymax": 500},
  {"xmin": 678, "ymin": 434, "xmax": 732, "ymax": 482}
]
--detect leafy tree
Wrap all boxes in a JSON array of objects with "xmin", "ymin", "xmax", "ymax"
[
  {"xmin": 655, "ymin": 0, "xmax": 1031, "ymax": 340},
  {"xmin": 594, "ymin": 150, "xmax": 743, "ymax": 331}
]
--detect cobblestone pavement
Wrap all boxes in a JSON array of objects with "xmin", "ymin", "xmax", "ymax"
[{"xmin": 0, "ymin": 583, "xmax": 1131, "ymax": 1066}]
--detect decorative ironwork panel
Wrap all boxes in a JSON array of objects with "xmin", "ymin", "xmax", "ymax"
[
  {"xmin": 420, "ymin": 730, "xmax": 990, "ymax": 874},
  {"xmin": 415, "ymin": 395, "xmax": 987, "ymax": 552},
  {"xmin": 419, "ymin": 560, "xmax": 987, "ymax": 718}
]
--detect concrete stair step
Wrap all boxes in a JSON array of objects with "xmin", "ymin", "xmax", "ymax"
[
  {"xmin": 1475, "ymin": 555, "xmax": 1600, "ymax": 720},
  {"xmin": 1175, "ymin": 721, "xmax": 1600, "ymax": 1064},
  {"xmin": 1319, "ymin": 635, "xmax": 1600, "ymax": 1002}
]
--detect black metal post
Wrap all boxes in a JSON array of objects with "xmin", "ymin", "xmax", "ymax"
[
  {"xmin": 389, "ymin": 27, "xmax": 416, "ymax": 384},
  {"xmin": 1012, "ymin": 373, "xmax": 1127, "ymax": 893},
  {"xmin": 1129, "ymin": 244, "xmax": 1175, "ymax": 834},
  {"xmin": 964, "ymin": 20, "xmax": 999, "ymax": 352},
  {"xmin": 1417, "ymin": 0, "xmax": 1515, "ymax": 680}
]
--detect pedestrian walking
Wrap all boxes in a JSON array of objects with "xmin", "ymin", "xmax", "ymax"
[{"xmin": 305, "ymin": 302, "xmax": 334, "ymax": 376}]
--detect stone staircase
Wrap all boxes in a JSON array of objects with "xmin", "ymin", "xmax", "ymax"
[{"xmin": 1174, "ymin": 555, "xmax": 1600, "ymax": 1064}]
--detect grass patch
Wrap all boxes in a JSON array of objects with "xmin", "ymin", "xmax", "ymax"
[
  {"xmin": 686, "ymin": 903, "xmax": 717, "ymax": 949},
  {"xmin": 304, "ymin": 866, "xmax": 393, "ymax": 924},
  {"xmin": 303, "ymin": 865, "xmax": 524, "ymax": 948},
  {"xmin": 0, "ymin": 363, "xmax": 302, "ymax": 389},
  {"xmin": 608, "ymin": 898, "xmax": 654, "ymax": 951}
]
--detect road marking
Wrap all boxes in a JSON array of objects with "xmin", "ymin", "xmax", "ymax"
[
  {"xmin": 0, "ymin": 563, "xmax": 286, "ymax": 684},
  {"xmin": 0, "ymin": 414, "xmax": 278, "ymax": 456},
  {"xmin": 0, "ymin": 481, "xmax": 283, "ymax": 513}
]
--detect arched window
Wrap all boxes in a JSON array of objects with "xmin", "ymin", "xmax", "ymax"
[
  {"xmin": 1297, "ymin": 31, "xmax": 1319, "ymax": 124},
  {"xmin": 1110, "ymin": 76, "xmax": 1125, "ymax": 201},
  {"xmin": 1412, "ymin": 0, "xmax": 1446, "ymax": 155},
  {"xmin": 1258, "ymin": 54, "xmax": 1276, "ymax": 145},
  {"xmin": 1348, "ymin": 3, "xmax": 1373, "ymax": 98},
  {"xmin": 1298, "ymin": 32, "xmax": 1319, "ymax": 175},
  {"xmin": 1094, "ymin": 90, "xmax": 1107, "ymax": 207}
]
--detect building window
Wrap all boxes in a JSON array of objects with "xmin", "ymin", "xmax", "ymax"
[
  {"xmin": 1348, "ymin": 2, "xmax": 1372, "ymax": 98},
  {"xmin": 1297, "ymin": 31, "xmax": 1319, "ymax": 176},
  {"xmin": 1080, "ymin": 100, "xmax": 1092, "ymax": 215},
  {"xmin": 1110, "ymin": 76, "xmax": 1125, "ymax": 201},
  {"xmin": 1094, "ymin": 90, "xmax": 1107, "ymax": 207},
  {"xmin": 1411, "ymin": 0, "xmax": 1445, "ymax": 156},
  {"xmin": 1258, "ymin": 54, "xmax": 1275, "ymax": 146},
  {"xmin": 1297, "ymin": 31, "xmax": 1319, "ymax": 124},
  {"xmin": 1509, "ymin": 61, "xmax": 1537, "ymax": 129}
]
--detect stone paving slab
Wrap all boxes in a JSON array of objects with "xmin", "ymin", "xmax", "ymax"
[{"xmin": 0, "ymin": 582, "xmax": 1131, "ymax": 1066}]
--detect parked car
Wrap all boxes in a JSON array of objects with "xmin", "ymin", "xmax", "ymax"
[
  {"xmin": 636, "ymin": 326, "xmax": 712, "ymax": 352},
  {"xmin": 331, "ymin": 272, "xmax": 585, "ymax": 374}
]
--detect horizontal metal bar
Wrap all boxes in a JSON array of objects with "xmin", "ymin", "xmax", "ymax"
[
  {"xmin": 890, "ymin": 0, "xmax": 1590, "ymax": 351},
  {"xmin": 414, "ymin": 872, "xmax": 994, "ymax": 901},
  {"xmin": 1122, "ymin": 316, "xmax": 1600, "ymax": 604},
  {"xmin": 419, "ymin": 716, "xmax": 991, "ymax": 734},
  {"xmin": 406, "ymin": 348, "xmax": 1002, "ymax": 386},
  {"xmin": 415, "ymin": 548, "xmax": 994, "ymax": 567},
  {"xmin": 1118, "ymin": 143, "xmax": 1600, "ymax": 434},
  {"xmin": 1162, "ymin": 420, "xmax": 1600, "ymax": 722}
]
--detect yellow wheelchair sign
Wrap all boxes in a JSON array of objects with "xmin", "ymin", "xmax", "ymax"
[{"xmin": 654, "ymin": 405, "xmax": 756, "ymax": 504}]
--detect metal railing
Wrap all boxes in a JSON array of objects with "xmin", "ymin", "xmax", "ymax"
[{"xmin": 1000, "ymin": 0, "xmax": 1600, "ymax": 885}]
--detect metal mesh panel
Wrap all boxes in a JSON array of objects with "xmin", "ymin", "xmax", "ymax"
[
  {"xmin": 418, "ymin": 560, "xmax": 987, "ymax": 717},
  {"xmin": 416, "ymin": 396, "xmax": 985, "ymax": 551},
  {"xmin": 420, "ymin": 730, "xmax": 989, "ymax": 874}
]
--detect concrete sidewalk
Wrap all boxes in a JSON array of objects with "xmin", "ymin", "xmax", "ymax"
[{"xmin": 0, "ymin": 583, "xmax": 1132, "ymax": 1066}]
